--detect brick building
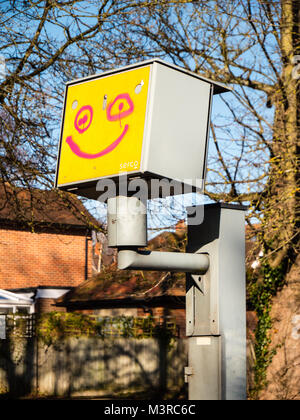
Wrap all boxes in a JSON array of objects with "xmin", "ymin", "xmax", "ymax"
[
  {"xmin": 56, "ymin": 223, "xmax": 187, "ymax": 337},
  {"xmin": 56, "ymin": 266, "xmax": 186, "ymax": 337},
  {"xmin": 0, "ymin": 183, "xmax": 101, "ymax": 313}
]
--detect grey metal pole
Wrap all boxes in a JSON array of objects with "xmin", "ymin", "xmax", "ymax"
[
  {"xmin": 186, "ymin": 203, "xmax": 247, "ymax": 400},
  {"xmin": 118, "ymin": 249, "xmax": 209, "ymax": 274},
  {"xmin": 108, "ymin": 196, "xmax": 210, "ymax": 275},
  {"xmin": 107, "ymin": 196, "xmax": 147, "ymax": 247},
  {"xmin": 107, "ymin": 197, "xmax": 246, "ymax": 400}
]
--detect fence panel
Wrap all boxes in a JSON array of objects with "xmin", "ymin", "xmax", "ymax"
[
  {"xmin": 0, "ymin": 314, "xmax": 187, "ymax": 398},
  {"xmin": 5, "ymin": 314, "xmax": 35, "ymax": 338}
]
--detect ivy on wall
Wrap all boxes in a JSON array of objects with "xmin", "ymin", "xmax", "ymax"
[
  {"xmin": 248, "ymin": 262, "xmax": 285, "ymax": 398},
  {"xmin": 36, "ymin": 313, "xmax": 177, "ymax": 347}
]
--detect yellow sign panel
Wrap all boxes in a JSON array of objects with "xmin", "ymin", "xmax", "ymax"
[{"xmin": 57, "ymin": 66, "xmax": 150, "ymax": 186}]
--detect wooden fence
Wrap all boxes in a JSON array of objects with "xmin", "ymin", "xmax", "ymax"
[{"xmin": 0, "ymin": 314, "xmax": 187, "ymax": 398}]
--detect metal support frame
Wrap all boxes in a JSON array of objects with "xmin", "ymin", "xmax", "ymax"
[
  {"xmin": 186, "ymin": 203, "xmax": 247, "ymax": 400},
  {"xmin": 118, "ymin": 249, "xmax": 209, "ymax": 274},
  {"xmin": 107, "ymin": 196, "xmax": 147, "ymax": 247},
  {"xmin": 107, "ymin": 197, "xmax": 247, "ymax": 400},
  {"xmin": 108, "ymin": 196, "xmax": 210, "ymax": 275}
]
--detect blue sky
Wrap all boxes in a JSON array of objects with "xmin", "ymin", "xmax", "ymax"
[{"xmin": 0, "ymin": 0, "xmax": 277, "ymax": 232}]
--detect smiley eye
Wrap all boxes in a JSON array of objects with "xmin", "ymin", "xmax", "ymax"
[
  {"xmin": 106, "ymin": 93, "xmax": 134, "ymax": 122},
  {"xmin": 74, "ymin": 105, "xmax": 93, "ymax": 134},
  {"xmin": 78, "ymin": 114, "xmax": 88, "ymax": 127}
]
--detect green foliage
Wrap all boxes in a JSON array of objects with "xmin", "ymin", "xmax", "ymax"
[
  {"xmin": 3, "ymin": 314, "xmax": 35, "ymax": 339},
  {"xmin": 36, "ymin": 312, "xmax": 97, "ymax": 346},
  {"xmin": 36, "ymin": 313, "xmax": 177, "ymax": 347},
  {"xmin": 248, "ymin": 262, "xmax": 285, "ymax": 398}
]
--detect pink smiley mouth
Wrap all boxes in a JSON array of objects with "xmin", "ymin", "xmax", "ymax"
[{"xmin": 66, "ymin": 124, "xmax": 129, "ymax": 159}]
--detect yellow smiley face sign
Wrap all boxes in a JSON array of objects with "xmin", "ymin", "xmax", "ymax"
[{"xmin": 56, "ymin": 65, "xmax": 151, "ymax": 186}]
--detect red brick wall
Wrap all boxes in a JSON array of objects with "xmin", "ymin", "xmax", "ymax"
[
  {"xmin": 0, "ymin": 227, "xmax": 91, "ymax": 289},
  {"xmin": 35, "ymin": 298, "xmax": 66, "ymax": 313}
]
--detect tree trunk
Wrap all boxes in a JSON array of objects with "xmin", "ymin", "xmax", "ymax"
[{"xmin": 261, "ymin": 0, "xmax": 299, "ymax": 271}]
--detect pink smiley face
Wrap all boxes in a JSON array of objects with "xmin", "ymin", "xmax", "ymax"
[{"xmin": 66, "ymin": 93, "xmax": 134, "ymax": 159}]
